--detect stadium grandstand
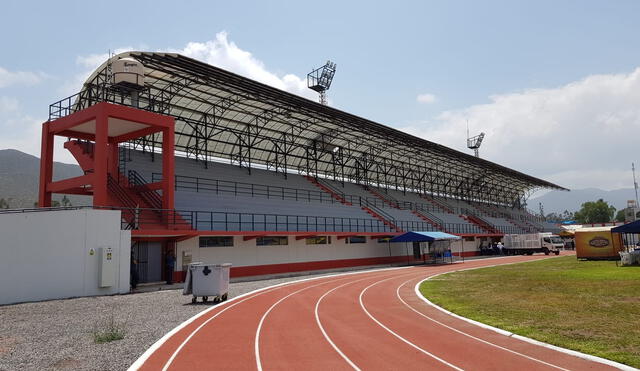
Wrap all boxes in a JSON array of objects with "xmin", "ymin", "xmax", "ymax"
[{"xmin": 39, "ymin": 52, "xmax": 565, "ymax": 283}]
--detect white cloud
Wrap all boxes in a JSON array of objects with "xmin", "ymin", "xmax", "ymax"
[
  {"xmin": 416, "ymin": 93, "xmax": 436, "ymax": 104},
  {"xmin": 59, "ymin": 47, "xmax": 135, "ymax": 96},
  {"xmin": 0, "ymin": 66, "xmax": 46, "ymax": 88},
  {"xmin": 17, "ymin": 32, "xmax": 317, "ymax": 163},
  {"xmin": 170, "ymin": 32, "xmax": 317, "ymax": 100},
  {"xmin": 402, "ymin": 68, "xmax": 640, "ymax": 191},
  {"xmin": 64, "ymin": 32, "xmax": 318, "ymax": 102}
]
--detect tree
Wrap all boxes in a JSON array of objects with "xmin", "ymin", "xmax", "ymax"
[
  {"xmin": 545, "ymin": 210, "xmax": 575, "ymax": 222},
  {"xmin": 574, "ymin": 199, "xmax": 616, "ymax": 224},
  {"xmin": 0, "ymin": 198, "xmax": 9, "ymax": 209},
  {"xmin": 615, "ymin": 209, "xmax": 626, "ymax": 223}
]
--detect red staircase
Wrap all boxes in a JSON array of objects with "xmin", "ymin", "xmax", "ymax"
[
  {"xmin": 65, "ymin": 140, "xmax": 191, "ymax": 230},
  {"xmin": 411, "ymin": 210, "xmax": 449, "ymax": 233},
  {"xmin": 304, "ymin": 176, "xmax": 401, "ymax": 232},
  {"xmin": 303, "ymin": 176, "xmax": 353, "ymax": 205},
  {"xmin": 64, "ymin": 140, "xmax": 95, "ymax": 171},
  {"xmin": 462, "ymin": 214, "xmax": 501, "ymax": 234},
  {"xmin": 476, "ymin": 202, "xmax": 535, "ymax": 233},
  {"xmin": 361, "ymin": 206, "xmax": 402, "ymax": 232},
  {"xmin": 419, "ymin": 194, "xmax": 455, "ymax": 214},
  {"xmin": 365, "ymin": 186, "xmax": 400, "ymax": 208}
]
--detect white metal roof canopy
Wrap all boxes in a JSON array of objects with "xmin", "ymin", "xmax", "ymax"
[{"xmin": 69, "ymin": 51, "xmax": 566, "ymax": 207}]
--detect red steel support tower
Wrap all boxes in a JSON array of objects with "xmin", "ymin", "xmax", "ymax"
[{"xmin": 38, "ymin": 102, "xmax": 175, "ymax": 210}]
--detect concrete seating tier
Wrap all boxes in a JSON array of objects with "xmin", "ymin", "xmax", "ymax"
[{"xmin": 123, "ymin": 149, "xmax": 524, "ymax": 234}]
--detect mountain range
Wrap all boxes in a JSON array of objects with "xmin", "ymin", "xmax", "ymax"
[
  {"xmin": 0, "ymin": 148, "xmax": 634, "ymax": 213},
  {"xmin": 0, "ymin": 149, "xmax": 89, "ymax": 208}
]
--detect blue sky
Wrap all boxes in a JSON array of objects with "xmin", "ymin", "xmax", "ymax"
[{"xmin": 2, "ymin": 0, "xmax": 640, "ymax": 192}]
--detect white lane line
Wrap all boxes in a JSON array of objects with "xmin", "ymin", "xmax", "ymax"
[
  {"xmin": 161, "ymin": 286, "xmax": 282, "ymax": 371},
  {"xmin": 314, "ymin": 278, "xmax": 376, "ymax": 371},
  {"xmin": 130, "ymin": 265, "xmax": 410, "ymax": 371},
  {"xmin": 255, "ymin": 277, "xmax": 348, "ymax": 371},
  {"xmin": 131, "ymin": 257, "xmax": 544, "ymax": 370},
  {"xmin": 358, "ymin": 275, "xmax": 464, "ymax": 371},
  {"xmin": 396, "ymin": 277, "xmax": 570, "ymax": 371}
]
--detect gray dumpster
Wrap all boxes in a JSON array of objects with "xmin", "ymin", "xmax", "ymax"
[{"xmin": 183, "ymin": 262, "xmax": 232, "ymax": 303}]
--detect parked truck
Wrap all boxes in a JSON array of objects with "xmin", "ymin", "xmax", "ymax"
[{"xmin": 502, "ymin": 232, "xmax": 563, "ymax": 255}]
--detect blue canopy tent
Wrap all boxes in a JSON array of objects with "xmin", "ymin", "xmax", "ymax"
[
  {"xmin": 390, "ymin": 231, "xmax": 461, "ymax": 243},
  {"xmin": 612, "ymin": 221, "xmax": 640, "ymax": 265},
  {"xmin": 390, "ymin": 231, "xmax": 462, "ymax": 264},
  {"xmin": 612, "ymin": 220, "xmax": 640, "ymax": 250},
  {"xmin": 611, "ymin": 220, "xmax": 640, "ymax": 234}
]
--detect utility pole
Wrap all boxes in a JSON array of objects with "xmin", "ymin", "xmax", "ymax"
[{"xmin": 633, "ymin": 162, "xmax": 639, "ymax": 207}]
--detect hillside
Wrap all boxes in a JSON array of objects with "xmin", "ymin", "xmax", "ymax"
[{"xmin": 0, "ymin": 149, "xmax": 90, "ymax": 208}]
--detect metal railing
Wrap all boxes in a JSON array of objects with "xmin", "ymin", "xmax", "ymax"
[
  {"xmin": 413, "ymin": 208, "xmax": 445, "ymax": 227},
  {"xmin": 155, "ymin": 172, "xmax": 450, "ymax": 214},
  {"xmin": 158, "ymin": 173, "xmax": 342, "ymax": 204},
  {"xmin": 128, "ymin": 170, "xmax": 162, "ymax": 210},
  {"xmin": 186, "ymin": 211, "xmax": 398, "ymax": 233},
  {"xmin": 0, "ymin": 205, "xmax": 508, "ymax": 235}
]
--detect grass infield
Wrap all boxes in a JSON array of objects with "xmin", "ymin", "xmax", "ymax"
[{"xmin": 419, "ymin": 256, "xmax": 640, "ymax": 367}]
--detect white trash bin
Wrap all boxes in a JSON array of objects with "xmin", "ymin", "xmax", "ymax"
[{"xmin": 183, "ymin": 262, "xmax": 232, "ymax": 303}]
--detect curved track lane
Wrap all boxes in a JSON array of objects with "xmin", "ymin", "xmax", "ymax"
[{"xmin": 132, "ymin": 254, "xmax": 623, "ymax": 370}]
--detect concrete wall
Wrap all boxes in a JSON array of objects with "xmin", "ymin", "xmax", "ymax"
[
  {"xmin": 175, "ymin": 234, "xmax": 482, "ymax": 278},
  {"xmin": 0, "ymin": 209, "xmax": 130, "ymax": 305}
]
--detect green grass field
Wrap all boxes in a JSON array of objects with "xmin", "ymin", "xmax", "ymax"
[{"xmin": 419, "ymin": 256, "xmax": 640, "ymax": 367}]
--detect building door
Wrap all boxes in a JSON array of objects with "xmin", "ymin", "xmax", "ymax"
[
  {"xmin": 133, "ymin": 242, "xmax": 162, "ymax": 283},
  {"xmin": 412, "ymin": 241, "xmax": 422, "ymax": 259}
]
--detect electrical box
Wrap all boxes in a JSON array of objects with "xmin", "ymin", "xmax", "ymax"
[{"xmin": 99, "ymin": 247, "xmax": 115, "ymax": 287}]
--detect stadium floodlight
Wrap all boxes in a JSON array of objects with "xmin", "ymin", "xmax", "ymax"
[
  {"xmin": 467, "ymin": 132, "xmax": 485, "ymax": 158},
  {"xmin": 307, "ymin": 60, "xmax": 337, "ymax": 105},
  {"xmin": 466, "ymin": 121, "xmax": 485, "ymax": 158}
]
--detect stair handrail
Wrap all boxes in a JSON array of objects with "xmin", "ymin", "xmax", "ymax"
[
  {"xmin": 360, "ymin": 197, "xmax": 397, "ymax": 223},
  {"xmin": 364, "ymin": 185, "xmax": 400, "ymax": 207},
  {"xmin": 413, "ymin": 208, "xmax": 445, "ymax": 228},
  {"xmin": 461, "ymin": 207, "xmax": 500, "ymax": 233},
  {"xmin": 128, "ymin": 170, "xmax": 163, "ymax": 210},
  {"xmin": 315, "ymin": 177, "xmax": 351, "ymax": 201},
  {"xmin": 107, "ymin": 175, "xmax": 138, "ymax": 229}
]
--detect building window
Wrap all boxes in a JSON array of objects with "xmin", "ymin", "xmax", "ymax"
[
  {"xmin": 257, "ymin": 236, "xmax": 288, "ymax": 246},
  {"xmin": 377, "ymin": 237, "xmax": 391, "ymax": 243},
  {"xmin": 306, "ymin": 236, "xmax": 331, "ymax": 245},
  {"xmin": 200, "ymin": 236, "xmax": 234, "ymax": 248},
  {"xmin": 346, "ymin": 236, "xmax": 366, "ymax": 244},
  {"xmin": 464, "ymin": 236, "xmax": 474, "ymax": 242}
]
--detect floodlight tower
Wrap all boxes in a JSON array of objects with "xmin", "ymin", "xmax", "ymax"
[
  {"xmin": 466, "ymin": 122, "xmax": 485, "ymax": 158},
  {"xmin": 307, "ymin": 60, "xmax": 337, "ymax": 105}
]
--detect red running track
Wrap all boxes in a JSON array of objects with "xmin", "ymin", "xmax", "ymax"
[{"xmin": 131, "ymin": 253, "xmax": 622, "ymax": 371}]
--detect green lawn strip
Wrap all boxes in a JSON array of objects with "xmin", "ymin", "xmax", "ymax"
[{"xmin": 419, "ymin": 256, "xmax": 640, "ymax": 368}]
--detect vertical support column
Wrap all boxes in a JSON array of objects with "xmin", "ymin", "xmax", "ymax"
[
  {"xmin": 93, "ymin": 110, "xmax": 109, "ymax": 207},
  {"xmin": 38, "ymin": 122, "xmax": 54, "ymax": 207},
  {"xmin": 108, "ymin": 142, "xmax": 120, "ymax": 178},
  {"xmin": 162, "ymin": 125, "xmax": 175, "ymax": 210}
]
